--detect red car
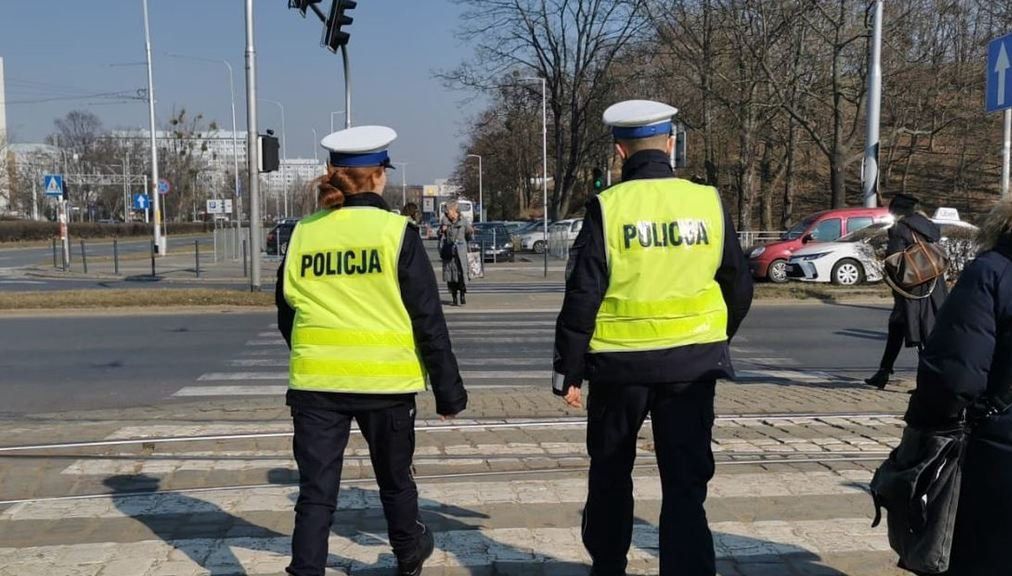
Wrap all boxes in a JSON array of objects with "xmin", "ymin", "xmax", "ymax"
[{"xmin": 747, "ymin": 207, "xmax": 891, "ymax": 283}]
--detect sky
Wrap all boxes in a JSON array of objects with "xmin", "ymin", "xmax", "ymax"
[{"xmin": 0, "ymin": 0, "xmax": 481, "ymax": 183}]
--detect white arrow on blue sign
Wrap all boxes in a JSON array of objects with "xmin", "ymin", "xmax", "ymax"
[
  {"xmin": 43, "ymin": 174, "xmax": 64, "ymax": 197},
  {"xmin": 987, "ymin": 33, "xmax": 1012, "ymax": 113},
  {"xmin": 132, "ymin": 194, "xmax": 151, "ymax": 210}
]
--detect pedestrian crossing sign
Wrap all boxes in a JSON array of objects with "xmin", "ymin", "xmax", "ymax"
[{"xmin": 43, "ymin": 174, "xmax": 65, "ymax": 198}]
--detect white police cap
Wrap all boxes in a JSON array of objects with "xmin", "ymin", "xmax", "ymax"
[
  {"xmin": 603, "ymin": 100, "xmax": 678, "ymax": 140},
  {"xmin": 320, "ymin": 125, "xmax": 397, "ymax": 168}
]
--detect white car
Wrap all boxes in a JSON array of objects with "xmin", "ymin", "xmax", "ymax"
[
  {"xmin": 519, "ymin": 219, "xmax": 583, "ymax": 253},
  {"xmin": 787, "ymin": 210, "xmax": 976, "ymax": 286}
]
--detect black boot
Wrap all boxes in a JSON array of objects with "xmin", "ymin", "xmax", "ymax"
[
  {"xmin": 865, "ymin": 369, "xmax": 891, "ymax": 390},
  {"xmin": 398, "ymin": 525, "xmax": 435, "ymax": 576},
  {"xmin": 451, "ymin": 289, "xmax": 458, "ymax": 307},
  {"xmin": 459, "ymin": 291, "xmax": 466, "ymax": 306}
]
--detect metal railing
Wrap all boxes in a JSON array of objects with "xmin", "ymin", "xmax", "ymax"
[{"xmin": 738, "ymin": 230, "xmax": 784, "ymax": 248}]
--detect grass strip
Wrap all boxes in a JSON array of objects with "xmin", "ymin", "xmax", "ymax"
[{"xmin": 0, "ymin": 289, "xmax": 273, "ymax": 310}]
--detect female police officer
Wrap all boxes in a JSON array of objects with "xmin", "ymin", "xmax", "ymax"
[{"xmin": 276, "ymin": 125, "xmax": 467, "ymax": 576}]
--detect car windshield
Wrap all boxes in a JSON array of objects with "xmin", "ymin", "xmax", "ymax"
[
  {"xmin": 782, "ymin": 215, "xmax": 817, "ymax": 240},
  {"xmin": 838, "ymin": 223, "xmax": 889, "ymax": 243}
]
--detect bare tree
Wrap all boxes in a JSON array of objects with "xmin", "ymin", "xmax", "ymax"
[{"xmin": 445, "ymin": 0, "xmax": 651, "ymax": 219}]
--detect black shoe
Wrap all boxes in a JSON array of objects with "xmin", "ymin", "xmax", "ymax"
[
  {"xmin": 398, "ymin": 526, "xmax": 435, "ymax": 576},
  {"xmin": 459, "ymin": 293, "xmax": 466, "ymax": 305},
  {"xmin": 865, "ymin": 370, "xmax": 891, "ymax": 390}
]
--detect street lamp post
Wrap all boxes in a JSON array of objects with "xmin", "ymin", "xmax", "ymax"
[
  {"xmin": 260, "ymin": 99, "xmax": 288, "ymax": 217},
  {"xmin": 330, "ymin": 110, "xmax": 346, "ymax": 134},
  {"xmin": 244, "ymin": 0, "xmax": 262, "ymax": 291},
  {"xmin": 467, "ymin": 154, "xmax": 483, "ymax": 222},
  {"xmin": 393, "ymin": 162, "xmax": 409, "ymax": 209},
  {"xmin": 863, "ymin": 0, "xmax": 884, "ymax": 208},
  {"xmin": 311, "ymin": 128, "xmax": 319, "ymax": 163},
  {"xmin": 141, "ymin": 0, "xmax": 165, "ymax": 255},
  {"xmin": 166, "ymin": 54, "xmax": 243, "ymax": 226},
  {"xmin": 521, "ymin": 76, "xmax": 548, "ymax": 278}
]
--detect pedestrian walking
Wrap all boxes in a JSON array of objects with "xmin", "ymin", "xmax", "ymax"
[
  {"xmin": 275, "ymin": 125, "xmax": 467, "ymax": 576},
  {"xmin": 866, "ymin": 194, "xmax": 947, "ymax": 390},
  {"xmin": 901, "ymin": 200, "xmax": 1012, "ymax": 575},
  {"xmin": 439, "ymin": 201, "xmax": 472, "ymax": 306},
  {"xmin": 401, "ymin": 202, "xmax": 421, "ymax": 229},
  {"xmin": 552, "ymin": 100, "xmax": 754, "ymax": 576}
]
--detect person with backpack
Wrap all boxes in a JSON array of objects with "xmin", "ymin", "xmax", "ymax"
[{"xmin": 866, "ymin": 194, "xmax": 948, "ymax": 390}]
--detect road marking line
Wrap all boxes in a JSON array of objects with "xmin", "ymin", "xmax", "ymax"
[
  {"xmin": 9, "ymin": 470, "xmax": 874, "ymax": 520},
  {"xmin": 197, "ymin": 370, "xmax": 547, "ymax": 382},
  {"xmin": 228, "ymin": 358, "xmax": 555, "ymax": 368}
]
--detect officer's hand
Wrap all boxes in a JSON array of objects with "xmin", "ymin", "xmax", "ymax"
[{"xmin": 563, "ymin": 386, "xmax": 582, "ymax": 409}]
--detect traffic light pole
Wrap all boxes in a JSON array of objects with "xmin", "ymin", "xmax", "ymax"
[
  {"xmin": 341, "ymin": 44, "xmax": 351, "ymax": 128},
  {"xmin": 245, "ymin": 0, "xmax": 262, "ymax": 291}
]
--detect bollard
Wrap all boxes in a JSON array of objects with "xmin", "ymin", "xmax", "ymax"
[
  {"xmin": 493, "ymin": 228, "xmax": 497, "ymax": 264},
  {"xmin": 242, "ymin": 239, "xmax": 248, "ymax": 278},
  {"xmin": 52, "ymin": 237, "xmax": 58, "ymax": 269},
  {"xmin": 150, "ymin": 240, "xmax": 156, "ymax": 278},
  {"xmin": 113, "ymin": 239, "xmax": 120, "ymax": 276},
  {"xmin": 195, "ymin": 240, "xmax": 201, "ymax": 278},
  {"xmin": 213, "ymin": 229, "xmax": 219, "ymax": 263},
  {"xmin": 80, "ymin": 240, "xmax": 88, "ymax": 274}
]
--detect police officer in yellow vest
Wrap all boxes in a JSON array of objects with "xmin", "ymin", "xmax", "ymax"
[
  {"xmin": 276, "ymin": 126, "xmax": 467, "ymax": 576},
  {"xmin": 553, "ymin": 101, "xmax": 753, "ymax": 575}
]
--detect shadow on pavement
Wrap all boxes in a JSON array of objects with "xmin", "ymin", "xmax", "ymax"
[
  {"xmin": 103, "ymin": 474, "xmax": 288, "ymax": 576},
  {"xmin": 834, "ymin": 328, "xmax": 889, "ymax": 341},
  {"xmin": 267, "ymin": 468, "xmax": 591, "ymax": 575},
  {"xmin": 632, "ymin": 516, "xmax": 849, "ymax": 576}
]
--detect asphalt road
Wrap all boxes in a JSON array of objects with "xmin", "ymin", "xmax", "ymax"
[{"xmin": 0, "ymin": 302, "xmax": 915, "ymax": 417}]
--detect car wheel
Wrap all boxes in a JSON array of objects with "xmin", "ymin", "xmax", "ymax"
[
  {"xmin": 767, "ymin": 259, "xmax": 789, "ymax": 283},
  {"xmin": 533, "ymin": 240, "xmax": 546, "ymax": 254},
  {"xmin": 832, "ymin": 259, "xmax": 865, "ymax": 286}
]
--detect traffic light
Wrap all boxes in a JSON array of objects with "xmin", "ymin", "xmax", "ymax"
[
  {"xmin": 258, "ymin": 133, "xmax": 280, "ymax": 173},
  {"xmin": 288, "ymin": 0, "xmax": 323, "ymax": 17},
  {"xmin": 322, "ymin": 0, "xmax": 357, "ymax": 52},
  {"xmin": 592, "ymin": 167, "xmax": 604, "ymax": 191}
]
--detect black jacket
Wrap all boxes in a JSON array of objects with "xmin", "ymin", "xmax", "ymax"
[
  {"xmin": 276, "ymin": 193, "xmax": 467, "ymax": 416},
  {"xmin": 904, "ymin": 236, "xmax": 1012, "ymax": 576},
  {"xmin": 552, "ymin": 150, "xmax": 754, "ymax": 390},
  {"xmin": 886, "ymin": 213, "xmax": 947, "ymax": 346}
]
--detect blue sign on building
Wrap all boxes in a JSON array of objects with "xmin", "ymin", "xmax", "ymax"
[{"xmin": 986, "ymin": 33, "xmax": 1012, "ymax": 114}]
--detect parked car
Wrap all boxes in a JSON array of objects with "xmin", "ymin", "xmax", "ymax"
[
  {"xmin": 471, "ymin": 222, "xmax": 515, "ymax": 262},
  {"xmin": 519, "ymin": 219, "xmax": 583, "ymax": 253},
  {"xmin": 748, "ymin": 207, "xmax": 891, "ymax": 283},
  {"xmin": 786, "ymin": 209, "xmax": 977, "ymax": 285},
  {"xmin": 266, "ymin": 218, "xmax": 299, "ymax": 256}
]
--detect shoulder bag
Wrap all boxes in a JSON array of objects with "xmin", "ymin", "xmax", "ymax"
[
  {"xmin": 870, "ymin": 383, "xmax": 1012, "ymax": 573},
  {"xmin": 883, "ymin": 225, "xmax": 948, "ymax": 300}
]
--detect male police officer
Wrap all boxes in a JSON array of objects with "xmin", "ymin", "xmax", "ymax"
[
  {"xmin": 277, "ymin": 126, "xmax": 467, "ymax": 576},
  {"xmin": 553, "ymin": 100, "xmax": 753, "ymax": 575}
]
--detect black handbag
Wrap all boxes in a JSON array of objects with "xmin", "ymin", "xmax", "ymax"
[
  {"xmin": 439, "ymin": 236, "xmax": 456, "ymax": 262},
  {"xmin": 870, "ymin": 385, "xmax": 1012, "ymax": 574}
]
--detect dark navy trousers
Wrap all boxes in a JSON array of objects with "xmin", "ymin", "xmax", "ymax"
[
  {"xmin": 583, "ymin": 381, "xmax": 717, "ymax": 576},
  {"xmin": 287, "ymin": 402, "xmax": 423, "ymax": 576}
]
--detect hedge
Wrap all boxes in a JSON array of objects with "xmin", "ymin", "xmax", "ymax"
[{"xmin": 0, "ymin": 221, "xmax": 212, "ymax": 243}]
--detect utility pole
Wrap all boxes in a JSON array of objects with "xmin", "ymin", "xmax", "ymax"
[
  {"xmin": 330, "ymin": 110, "xmax": 345, "ymax": 134},
  {"xmin": 467, "ymin": 154, "xmax": 483, "ymax": 222},
  {"xmin": 1003, "ymin": 111, "xmax": 1011, "ymax": 199},
  {"xmin": 122, "ymin": 152, "xmax": 130, "ymax": 222},
  {"xmin": 862, "ymin": 0, "xmax": 884, "ymax": 208},
  {"xmin": 522, "ymin": 77, "xmax": 549, "ymax": 277},
  {"xmin": 393, "ymin": 162, "xmax": 409, "ymax": 208},
  {"xmin": 245, "ymin": 0, "xmax": 262, "ymax": 291},
  {"xmin": 142, "ymin": 0, "xmax": 165, "ymax": 254}
]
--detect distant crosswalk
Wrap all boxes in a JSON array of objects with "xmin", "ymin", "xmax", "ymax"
[{"xmin": 174, "ymin": 311, "xmax": 850, "ymax": 400}]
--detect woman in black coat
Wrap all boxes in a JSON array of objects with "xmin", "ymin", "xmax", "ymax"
[
  {"xmin": 866, "ymin": 194, "xmax": 948, "ymax": 389},
  {"xmin": 902, "ymin": 200, "xmax": 1012, "ymax": 575}
]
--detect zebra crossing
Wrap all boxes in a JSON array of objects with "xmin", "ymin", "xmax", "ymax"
[
  {"xmin": 0, "ymin": 413, "xmax": 904, "ymax": 575},
  {"xmin": 173, "ymin": 310, "xmax": 849, "ymax": 399}
]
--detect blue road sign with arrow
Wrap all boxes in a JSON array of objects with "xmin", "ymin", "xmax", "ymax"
[
  {"xmin": 987, "ymin": 33, "xmax": 1012, "ymax": 113},
  {"xmin": 132, "ymin": 194, "xmax": 151, "ymax": 211},
  {"xmin": 43, "ymin": 174, "xmax": 64, "ymax": 198}
]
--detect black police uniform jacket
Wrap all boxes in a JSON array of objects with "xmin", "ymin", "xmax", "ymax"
[
  {"xmin": 904, "ymin": 204, "xmax": 1012, "ymax": 576},
  {"xmin": 275, "ymin": 193, "xmax": 467, "ymax": 415},
  {"xmin": 553, "ymin": 150, "xmax": 754, "ymax": 389}
]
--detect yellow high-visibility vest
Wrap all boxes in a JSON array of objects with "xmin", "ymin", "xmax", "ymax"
[
  {"xmin": 590, "ymin": 178, "xmax": 728, "ymax": 353},
  {"xmin": 283, "ymin": 206, "xmax": 426, "ymax": 393}
]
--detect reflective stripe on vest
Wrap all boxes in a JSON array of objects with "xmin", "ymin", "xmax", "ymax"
[
  {"xmin": 590, "ymin": 178, "xmax": 729, "ymax": 353},
  {"xmin": 283, "ymin": 207, "xmax": 426, "ymax": 393}
]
